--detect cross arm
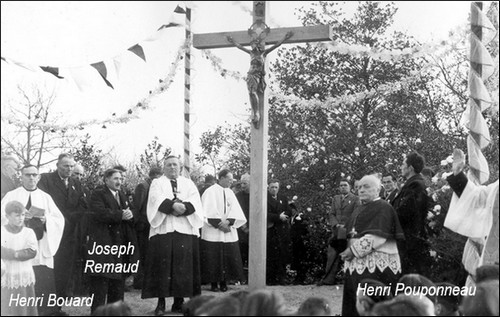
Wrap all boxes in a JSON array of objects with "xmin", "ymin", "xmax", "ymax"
[{"xmin": 193, "ymin": 25, "xmax": 332, "ymax": 50}]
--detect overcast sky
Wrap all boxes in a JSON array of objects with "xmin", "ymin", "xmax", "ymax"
[{"xmin": 1, "ymin": 1, "xmax": 477, "ymax": 166}]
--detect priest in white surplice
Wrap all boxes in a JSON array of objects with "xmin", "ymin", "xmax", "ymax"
[
  {"xmin": 201, "ymin": 169, "xmax": 247, "ymax": 292},
  {"xmin": 1, "ymin": 164, "xmax": 65, "ymax": 316},
  {"xmin": 141, "ymin": 156, "xmax": 204, "ymax": 315},
  {"xmin": 444, "ymin": 149, "xmax": 499, "ymax": 287}
]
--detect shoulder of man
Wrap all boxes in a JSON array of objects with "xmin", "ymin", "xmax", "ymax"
[
  {"xmin": 90, "ymin": 185, "xmax": 109, "ymax": 197},
  {"xmin": 402, "ymin": 176, "xmax": 427, "ymax": 193},
  {"xmin": 346, "ymin": 192, "xmax": 357, "ymax": 199},
  {"xmin": 134, "ymin": 181, "xmax": 148, "ymax": 191},
  {"xmin": 38, "ymin": 171, "xmax": 51, "ymax": 182}
]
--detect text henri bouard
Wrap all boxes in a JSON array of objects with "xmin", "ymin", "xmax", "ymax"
[{"xmin": 8, "ymin": 242, "xmax": 137, "ymax": 308}]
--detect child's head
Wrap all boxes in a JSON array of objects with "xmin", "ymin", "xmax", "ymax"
[
  {"xmin": 183, "ymin": 294, "xmax": 215, "ymax": 316},
  {"xmin": 476, "ymin": 264, "xmax": 500, "ymax": 283},
  {"xmin": 398, "ymin": 273, "xmax": 436, "ymax": 302},
  {"xmin": 241, "ymin": 289, "xmax": 286, "ymax": 316},
  {"xmin": 369, "ymin": 295, "xmax": 435, "ymax": 316},
  {"xmin": 460, "ymin": 279, "xmax": 499, "ymax": 316},
  {"xmin": 434, "ymin": 282, "xmax": 460, "ymax": 316},
  {"xmin": 5, "ymin": 201, "xmax": 27, "ymax": 228},
  {"xmin": 195, "ymin": 296, "xmax": 241, "ymax": 316},
  {"xmin": 356, "ymin": 278, "xmax": 393, "ymax": 316},
  {"xmin": 297, "ymin": 296, "xmax": 331, "ymax": 316}
]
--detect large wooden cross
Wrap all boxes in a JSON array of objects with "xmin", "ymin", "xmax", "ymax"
[{"xmin": 193, "ymin": 1, "xmax": 332, "ymax": 290}]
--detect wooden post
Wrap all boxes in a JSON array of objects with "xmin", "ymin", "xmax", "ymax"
[
  {"xmin": 471, "ymin": 2, "xmax": 483, "ymax": 78},
  {"xmin": 247, "ymin": 1, "xmax": 269, "ymax": 291},
  {"xmin": 183, "ymin": 6, "xmax": 192, "ymax": 177},
  {"xmin": 193, "ymin": 1, "xmax": 332, "ymax": 290}
]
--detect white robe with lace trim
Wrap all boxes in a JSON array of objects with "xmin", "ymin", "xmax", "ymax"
[{"xmin": 1, "ymin": 187, "xmax": 65, "ymax": 269}]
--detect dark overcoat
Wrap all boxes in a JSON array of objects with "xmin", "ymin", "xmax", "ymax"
[{"xmin": 87, "ymin": 186, "xmax": 139, "ymax": 280}]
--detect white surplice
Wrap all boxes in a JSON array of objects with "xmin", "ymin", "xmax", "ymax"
[
  {"xmin": 445, "ymin": 179, "xmax": 499, "ymax": 285},
  {"xmin": 1, "ymin": 187, "xmax": 65, "ymax": 268},
  {"xmin": 147, "ymin": 175, "xmax": 204, "ymax": 237},
  {"xmin": 201, "ymin": 184, "xmax": 247, "ymax": 243}
]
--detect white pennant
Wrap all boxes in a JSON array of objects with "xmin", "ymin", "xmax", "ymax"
[{"xmin": 469, "ymin": 70, "xmax": 493, "ymax": 105}]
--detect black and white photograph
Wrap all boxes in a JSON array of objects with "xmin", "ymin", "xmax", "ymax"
[{"xmin": 1, "ymin": 1, "xmax": 498, "ymax": 316}]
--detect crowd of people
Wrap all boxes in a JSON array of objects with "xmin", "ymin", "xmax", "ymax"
[{"xmin": 1, "ymin": 150, "xmax": 498, "ymax": 316}]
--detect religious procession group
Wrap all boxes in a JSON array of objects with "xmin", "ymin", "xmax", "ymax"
[{"xmin": 1, "ymin": 149, "xmax": 498, "ymax": 316}]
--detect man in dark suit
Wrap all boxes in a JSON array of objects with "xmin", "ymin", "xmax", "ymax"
[
  {"xmin": 198, "ymin": 174, "xmax": 216, "ymax": 196},
  {"xmin": 1, "ymin": 155, "xmax": 20, "ymax": 200},
  {"xmin": 266, "ymin": 179, "xmax": 292, "ymax": 285},
  {"xmin": 382, "ymin": 173, "xmax": 399, "ymax": 204},
  {"xmin": 38, "ymin": 153, "xmax": 88, "ymax": 301},
  {"xmin": 131, "ymin": 166, "xmax": 163, "ymax": 289},
  {"xmin": 391, "ymin": 152, "xmax": 432, "ymax": 276},
  {"xmin": 87, "ymin": 168, "xmax": 138, "ymax": 314},
  {"xmin": 318, "ymin": 178, "xmax": 359, "ymax": 286}
]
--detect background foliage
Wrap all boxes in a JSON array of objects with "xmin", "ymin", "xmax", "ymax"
[
  {"xmin": 194, "ymin": 1, "xmax": 499, "ymax": 285},
  {"xmin": 2, "ymin": 1, "xmax": 498, "ymax": 286}
]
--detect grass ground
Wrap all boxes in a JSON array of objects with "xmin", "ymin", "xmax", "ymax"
[{"xmin": 64, "ymin": 283, "xmax": 343, "ymax": 316}]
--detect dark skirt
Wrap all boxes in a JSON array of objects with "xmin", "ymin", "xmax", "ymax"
[
  {"xmin": 266, "ymin": 227, "xmax": 286, "ymax": 284},
  {"xmin": 54, "ymin": 233, "xmax": 76, "ymax": 297},
  {"xmin": 1, "ymin": 284, "xmax": 38, "ymax": 316},
  {"xmin": 200, "ymin": 240, "xmax": 244, "ymax": 283},
  {"xmin": 141, "ymin": 232, "xmax": 201, "ymax": 299},
  {"xmin": 33, "ymin": 265, "xmax": 60, "ymax": 316}
]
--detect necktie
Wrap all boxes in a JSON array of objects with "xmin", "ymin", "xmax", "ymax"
[
  {"xmin": 171, "ymin": 179, "xmax": 178, "ymax": 199},
  {"xmin": 115, "ymin": 191, "xmax": 120, "ymax": 206},
  {"xmin": 64, "ymin": 178, "xmax": 68, "ymax": 188},
  {"xmin": 26, "ymin": 194, "xmax": 32, "ymax": 210}
]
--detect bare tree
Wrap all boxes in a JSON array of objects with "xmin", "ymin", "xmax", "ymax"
[{"xmin": 1, "ymin": 84, "xmax": 74, "ymax": 167}]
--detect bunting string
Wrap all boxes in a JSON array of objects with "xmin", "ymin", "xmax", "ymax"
[
  {"xmin": 318, "ymin": 40, "xmax": 448, "ymax": 62},
  {"xmin": 1, "ymin": 39, "xmax": 189, "ymax": 132},
  {"xmin": 271, "ymin": 63, "xmax": 433, "ymax": 111},
  {"xmin": 200, "ymin": 49, "xmax": 245, "ymax": 81},
  {"xmin": 1, "ymin": 5, "xmax": 185, "ymax": 90},
  {"xmin": 200, "ymin": 35, "xmax": 467, "ymax": 83}
]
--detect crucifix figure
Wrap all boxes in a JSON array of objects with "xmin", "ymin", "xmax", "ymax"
[
  {"xmin": 227, "ymin": 23, "xmax": 293, "ymax": 128},
  {"xmin": 194, "ymin": 1, "xmax": 332, "ymax": 290}
]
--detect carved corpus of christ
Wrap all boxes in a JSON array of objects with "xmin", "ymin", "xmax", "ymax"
[{"xmin": 227, "ymin": 20, "xmax": 293, "ymax": 129}]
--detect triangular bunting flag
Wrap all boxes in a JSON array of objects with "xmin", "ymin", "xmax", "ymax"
[
  {"xmin": 467, "ymin": 135, "xmax": 490, "ymax": 184},
  {"xmin": 470, "ymin": 34, "xmax": 495, "ymax": 80},
  {"xmin": 174, "ymin": 5, "xmax": 186, "ymax": 14},
  {"xmin": 13, "ymin": 60, "xmax": 42, "ymax": 73},
  {"xmin": 128, "ymin": 44, "xmax": 146, "ymax": 62},
  {"xmin": 69, "ymin": 67, "xmax": 99, "ymax": 92},
  {"xmin": 91, "ymin": 61, "xmax": 108, "ymax": 78},
  {"xmin": 469, "ymin": 71, "xmax": 493, "ymax": 105},
  {"xmin": 158, "ymin": 22, "xmax": 181, "ymax": 31},
  {"xmin": 2, "ymin": 57, "xmax": 40, "ymax": 72},
  {"xmin": 113, "ymin": 56, "xmax": 122, "ymax": 79},
  {"xmin": 471, "ymin": 2, "xmax": 496, "ymax": 31},
  {"xmin": 469, "ymin": 105, "xmax": 491, "ymax": 149},
  {"xmin": 40, "ymin": 66, "xmax": 64, "ymax": 79},
  {"xmin": 91, "ymin": 62, "xmax": 114, "ymax": 89}
]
